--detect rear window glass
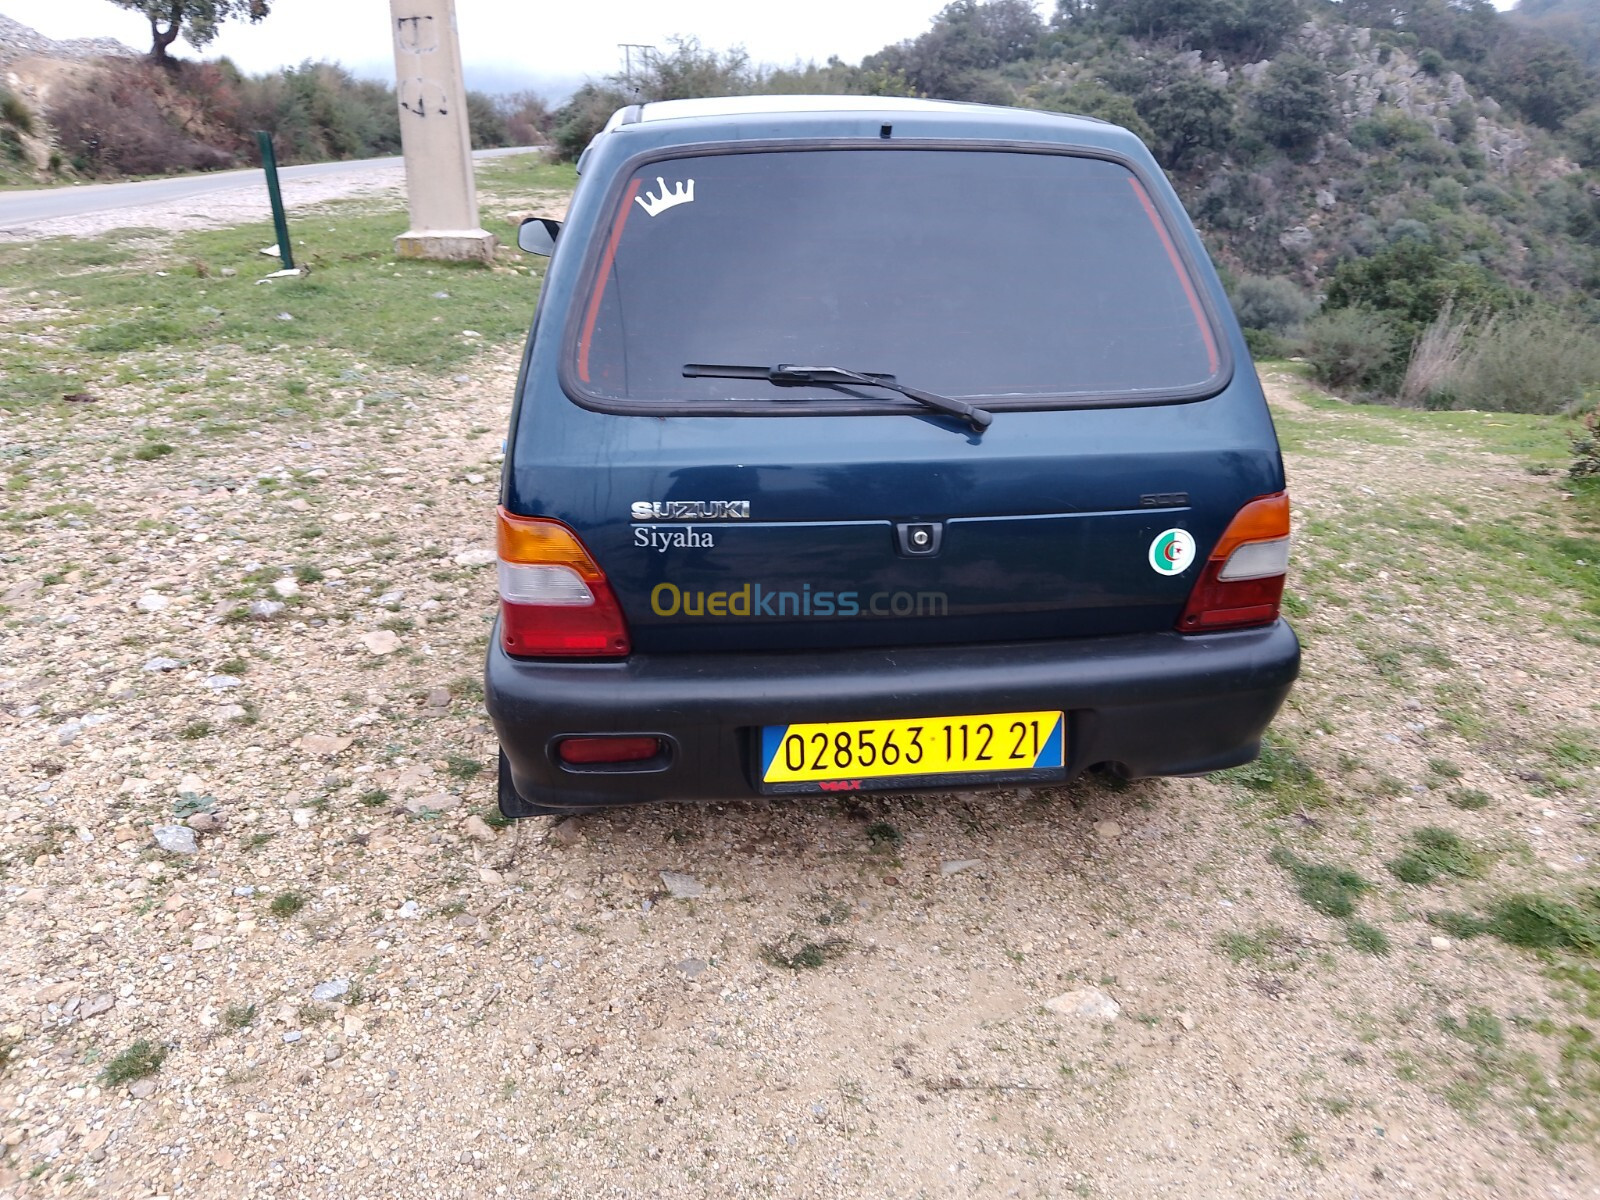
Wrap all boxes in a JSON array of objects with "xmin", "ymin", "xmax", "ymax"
[{"xmin": 571, "ymin": 148, "xmax": 1223, "ymax": 407}]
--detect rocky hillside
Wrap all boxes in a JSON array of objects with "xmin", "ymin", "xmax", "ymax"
[
  {"xmin": 0, "ymin": 12, "xmax": 134, "ymax": 69},
  {"xmin": 549, "ymin": 1, "xmax": 1600, "ymax": 407},
  {"xmin": 0, "ymin": 13, "xmax": 134, "ymax": 183}
]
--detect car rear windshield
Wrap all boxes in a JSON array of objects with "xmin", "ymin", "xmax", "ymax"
[{"xmin": 569, "ymin": 147, "xmax": 1224, "ymax": 408}]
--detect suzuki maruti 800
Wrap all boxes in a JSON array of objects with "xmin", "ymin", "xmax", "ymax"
[{"xmin": 485, "ymin": 95, "xmax": 1300, "ymax": 816}]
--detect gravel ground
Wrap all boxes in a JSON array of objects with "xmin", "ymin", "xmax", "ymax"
[{"xmin": 3, "ymin": 336, "xmax": 1600, "ymax": 1196}]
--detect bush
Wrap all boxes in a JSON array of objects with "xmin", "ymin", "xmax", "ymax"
[
  {"xmin": 0, "ymin": 87, "xmax": 34, "ymax": 135},
  {"xmin": 1250, "ymin": 54, "xmax": 1336, "ymax": 154},
  {"xmin": 48, "ymin": 62, "xmax": 235, "ymax": 177},
  {"xmin": 1030, "ymin": 80, "xmax": 1152, "ymax": 143},
  {"xmin": 1572, "ymin": 403, "xmax": 1600, "ymax": 481},
  {"xmin": 1303, "ymin": 307, "xmax": 1401, "ymax": 392},
  {"xmin": 1448, "ymin": 312, "xmax": 1600, "ymax": 414},
  {"xmin": 1324, "ymin": 238, "xmax": 1519, "ymax": 342},
  {"xmin": 550, "ymin": 82, "xmax": 630, "ymax": 162},
  {"xmin": 1229, "ymin": 273, "xmax": 1315, "ymax": 334},
  {"xmin": 466, "ymin": 89, "xmax": 510, "ymax": 149}
]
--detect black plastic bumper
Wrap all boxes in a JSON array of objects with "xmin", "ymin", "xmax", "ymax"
[{"xmin": 485, "ymin": 619, "xmax": 1300, "ymax": 811}]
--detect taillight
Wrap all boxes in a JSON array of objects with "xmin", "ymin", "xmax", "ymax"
[
  {"xmin": 496, "ymin": 509, "xmax": 630, "ymax": 657},
  {"xmin": 556, "ymin": 736, "xmax": 663, "ymax": 765},
  {"xmin": 1178, "ymin": 492, "xmax": 1291, "ymax": 633}
]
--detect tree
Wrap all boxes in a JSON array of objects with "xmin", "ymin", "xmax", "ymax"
[
  {"xmin": 1135, "ymin": 70, "xmax": 1236, "ymax": 170},
  {"xmin": 1485, "ymin": 31, "xmax": 1593, "ymax": 131},
  {"xmin": 108, "ymin": 1, "xmax": 271, "ymax": 66},
  {"xmin": 1250, "ymin": 53, "xmax": 1335, "ymax": 154},
  {"xmin": 1099, "ymin": 0, "xmax": 1304, "ymax": 60},
  {"xmin": 864, "ymin": 0, "xmax": 1044, "ymax": 100}
]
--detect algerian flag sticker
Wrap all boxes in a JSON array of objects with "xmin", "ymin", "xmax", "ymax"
[{"xmin": 1149, "ymin": 528, "xmax": 1196, "ymax": 575}]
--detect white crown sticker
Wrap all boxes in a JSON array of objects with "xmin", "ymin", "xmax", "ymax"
[{"xmin": 635, "ymin": 177, "xmax": 695, "ymax": 217}]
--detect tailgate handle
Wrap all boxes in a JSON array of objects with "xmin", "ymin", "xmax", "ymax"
[{"xmin": 895, "ymin": 522, "xmax": 943, "ymax": 557}]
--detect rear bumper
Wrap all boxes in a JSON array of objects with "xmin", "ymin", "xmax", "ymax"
[{"xmin": 486, "ymin": 619, "xmax": 1300, "ymax": 811}]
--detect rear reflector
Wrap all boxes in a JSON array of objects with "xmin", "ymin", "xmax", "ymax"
[
  {"xmin": 1178, "ymin": 492, "xmax": 1291, "ymax": 633},
  {"xmin": 557, "ymin": 736, "xmax": 662, "ymax": 765},
  {"xmin": 497, "ymin": 509, "xmax": 630, "ymax": 657}
]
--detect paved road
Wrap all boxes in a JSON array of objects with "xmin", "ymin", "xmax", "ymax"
[{"xmin": 0, "ymin": 146, "xmax": 537, "ymax": 230}]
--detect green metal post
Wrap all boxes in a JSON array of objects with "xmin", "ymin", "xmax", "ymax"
[{"xmin": 255, "ymin": 131, "xmax": 295, "ymax": 272}]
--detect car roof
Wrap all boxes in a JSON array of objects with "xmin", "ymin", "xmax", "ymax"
[
  {"xmin": 636, "ymin": 95, "xmax": 1003, "ymax": 122},
  {"xmin": 610, "ymin": 94, "xmax": 1118, "ymax": 142}
]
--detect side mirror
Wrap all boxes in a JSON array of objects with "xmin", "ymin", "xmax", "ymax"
[{"xmin": 517, "ymin": 217, "xmax": 561, "ymax": 256}]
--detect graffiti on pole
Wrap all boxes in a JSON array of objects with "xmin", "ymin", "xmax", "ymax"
[
  {"xmin": 395, "ymin": 13, "xmax": 446, "ymax": 118},
  {"xmin": 395, "ymin": 14, "xmax": 438, "ymax": 54}
]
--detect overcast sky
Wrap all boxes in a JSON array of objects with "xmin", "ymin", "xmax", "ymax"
[{"xmin": 4, "ymin": 0, "xmax": 1523, "ymax": 100}]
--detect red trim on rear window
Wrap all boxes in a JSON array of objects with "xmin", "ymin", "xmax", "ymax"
[
  {"xmin": 577, "ymin": 176, "xmax": 642, "ymax": 383},
  {"xmin": 1128, "ymin": 178, "xmax": 1219, "ymax": 376}
]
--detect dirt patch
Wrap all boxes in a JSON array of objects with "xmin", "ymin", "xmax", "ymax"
[{"xmin": 1, "ymin": 362, "xmax": 1598, "ymax": 1197}]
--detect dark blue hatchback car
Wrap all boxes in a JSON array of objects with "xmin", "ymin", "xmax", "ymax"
[{"xmin": 486, "ymin": 95, "xmax": 1300, "ymax": 816}]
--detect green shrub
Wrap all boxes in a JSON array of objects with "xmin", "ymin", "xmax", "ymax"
[
  {"xmin": 0, "ymin": 87, "xmax": 33, "ymax": 135},
  {"xmin": 1575, "ymin": 401, "xmax": 1600, "ymax": 482},
  {"xmin": 1229, "ymin": 273, "xmax": 1315, "ymax": 335},
  {"xmin": 1250, "ymin": 54, "xmax": 1336, "ymax": 154},
  {"xmin": 1446, "ymin": 313, "xmax": 1600, "ymax": 415},
  {"xmin": 101, "ymin": 1039, "xmax": 167, "ymax": 1086},
  {"xmin": 1244, "ymin": 327, "xmax": 1291, "ymax": 358},
  {"xmin": 1303, "ymin": 307, "xmax": 1401, "ymax": 392}
]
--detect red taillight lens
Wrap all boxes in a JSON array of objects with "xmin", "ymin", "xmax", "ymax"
[
  {"xmin": 1178, "ymin": 492, "xmax": 1291, "ymax": 633},
  {"xmin": 497, "ymin": 509, "xmax": 631, "ymax": 657},
  {"xmin": 556, "ymin": 736, "xmax": 663, "ymax": 765}
]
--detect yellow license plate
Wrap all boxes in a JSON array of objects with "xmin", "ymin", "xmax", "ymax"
[{"xmin": 761, "ymin": 711, "xmax": 1064, "ymax": 785}]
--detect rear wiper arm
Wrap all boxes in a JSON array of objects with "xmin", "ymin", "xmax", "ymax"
[{"xmin": 683, "ymin": 362, "xmax": 993, "ymax": 435}]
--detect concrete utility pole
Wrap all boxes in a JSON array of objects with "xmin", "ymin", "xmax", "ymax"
[{"xmin": 388, "ymin": 0, "xmax": 497, "ymax": 262}]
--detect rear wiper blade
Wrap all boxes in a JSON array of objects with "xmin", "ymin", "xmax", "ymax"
[{"xmin": 683, "ymin": 362, "xmax": 993, "ymax": 435}]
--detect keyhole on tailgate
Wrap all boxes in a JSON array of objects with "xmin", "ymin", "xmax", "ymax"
[{"xmin": 895, "ymin": 522, "xmax": 943, "ymax": 557}]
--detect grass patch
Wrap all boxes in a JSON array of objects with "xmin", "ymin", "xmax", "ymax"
[
  {"xmin": 1345, "ymin": 919, "xmax": 1392, "ymax": 955},
  {"xmin": 761, "ymin": 936, "xmax": 848, "ymax": 970},
  {"xmin": 132, "ymin": 442, "xmax": 175, "ymax": 461},
  {"xmin": 1488, "ymin": 895, "xmax": 1600, "ymax": 955},
  {"xmin": 1547, "ymin": 729, "xmax": 1600, "ymax": 771},
  {"xmin": 1217, "ymin": 734, "xmax": 1326, "ymax": 813},
  {"xmin": 1269, "ymin": 846, "xmax": 1372, "ymax": 918},
  {"xmin": 269, "ymin": 891, "xmax": 308, "ymax": 918},
  {"xmin": 0, "ymin": 160, "xmax": 572, "ymax": 420},
  {"xmin": 100, "ymin": 1039, "xmax": 167, "ymax": 1086},
  {"xmin": 865, "ymin": 821, "xmax": 903, "ymax": 849},
  {"xmin": 1218, "ymin": 923, "xmax": 1294, "ymax": 965},
  {"xmin": 178, "ymin": 720, "xmax": 212, "ymax": 740},
  {"xmin": 359, "ymin": 788, "xmax": 390, "ymax": 808},
  {"xmin": 1387, "ymin": 826, "xmax": 1487, "ymax": 885},
  {"xmin": 221, "ymin": 1003, "xmax": 257, "ymax": 1031},
  {"xmin": 1448, "ymin": 788, "xmax": 1492, "ymax": 810},
  {"xmin": 446, "ymin": 754, "xmax": 483, "ymax": 781},
  {"xmin": 1430, "ymin": 892, "xmax": 1600, "ymax": 956},
  {"xmin": 1440, "ymin": 1006, "xmax": 1505, "ymax": 1048}
]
